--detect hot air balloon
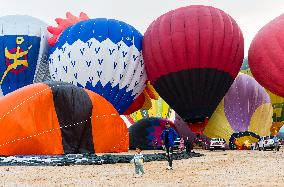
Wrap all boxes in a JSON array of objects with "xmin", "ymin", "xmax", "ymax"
[
  {"xmin": 0, "ymin": 15, "xmax": 50, "ymax": 96},
  {"xmin": 129, "ymin": 117, "xmax": 177, "ymax": 150},
  {"xmin": 126, "ymin": 97, "xmax": 173, "ymax": 124},
  {"xmin": 175, "ymin": 74, "xmax": 272, "ymax": 149},
  {"xmin": 48, "ymin": 12, "xmax": 147, "ymax": 114},
  {"xmin": 0, "ymin": 81, "xmax": 128, "ymax": 155},
  {"xmin": 241, "ymin": 58, "xmax": 284, "ymax": 135},
  {"xmin": 143, "ymin": 5, "xmax": 244, "ymax": 133},
  {"xmin": 249, "ymin": 13, "xmax": 284, "ymax": 97}
]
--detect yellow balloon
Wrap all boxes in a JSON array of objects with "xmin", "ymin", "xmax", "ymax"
[{"xmin": 129, "ymin": 97, "xmax": 173, "ymax": 123}]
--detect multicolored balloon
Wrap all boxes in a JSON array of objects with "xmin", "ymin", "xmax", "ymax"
[
  {"xmin": 126, "ymin": 97, "xmax": 173, "ymax": 124},
  {"xmin": 0, "ymin": 81, "xmax": 128, "ymax": 155},
  {"xmin": 0, "ymin": 15, "xmax": 50, "ymax": 96},
  {"xmin": 48, "ymin": 12, "xmax": 147, "ymax": 114},
  {"xmin": 143, "ymin": 5, "xmax": 244, "ymax": 133},
  {"xmin": 129, "ymin": 117, "xmax": 176, "ymax": 150},
  {"xmin": 249, "ymin": 13, "xmax": 284, "ymax": 97}
]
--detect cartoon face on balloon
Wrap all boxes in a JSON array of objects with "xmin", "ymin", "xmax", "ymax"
[{"xmin": 48, "ymin": 13, "xmax": 147, "ymax": 114}]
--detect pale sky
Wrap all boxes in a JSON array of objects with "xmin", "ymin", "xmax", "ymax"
[{"xmin": 1, "ymin": 0, "xmax": 284, "ymax": 56}]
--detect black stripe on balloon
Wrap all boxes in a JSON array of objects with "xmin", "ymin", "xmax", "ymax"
[
  {"xmin": 154, "ymin": 68, "xmax": 234, "ymax": 123},
  {"xmin": 229, "ymin": 131, "xmax": 260, "ymax": 150},
  {"xmin": 45, "ymin": 81, "xmax": 95, "ymax": 154}
]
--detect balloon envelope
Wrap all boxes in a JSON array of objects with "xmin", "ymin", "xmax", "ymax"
[
  {"xmin": 49, "ymin": 18, "xmax": 146, "ymax": 114},
  {"xmin": 0, "ymin": 81, "xmax": 128, "ymax": 155},
  {"xmin": 143, "ymin": 5, "xmax": 244, "ymax": 123},
  {"xmin": 249, "ymin": 13, "xmax": 284, "ymax": 97},
  {"xmin": 129, "ymin": 117, "xmax": 176, "ymax": 150},
  {"xmin": 127, "ymin": 97, "xmax": 173, "ymax": 124},
  {"xmin": 0, "ymin": 15, "xmax": 50, "ymax": 96}
]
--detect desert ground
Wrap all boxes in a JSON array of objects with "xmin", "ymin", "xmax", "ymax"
[{"xmin": 0, "ymin": 149, "xmax": 283, "ymax": 187}]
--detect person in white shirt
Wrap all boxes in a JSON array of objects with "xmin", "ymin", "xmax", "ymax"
[{"xmin": 130, "ymin": 147, "xmax": 145, "ymax": 177}]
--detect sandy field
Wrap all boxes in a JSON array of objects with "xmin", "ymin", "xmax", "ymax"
[{"xmin": 0, "ymin": 149, "xmax": 283, "ymax": 187}]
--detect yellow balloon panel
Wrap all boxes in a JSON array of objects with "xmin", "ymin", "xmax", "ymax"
[
  {"xmin": 267, "ymin": 90, "xmax": 284, "ymax": 123},
  {"xmin": 203, "ymin": 99, "xmax": 234, "ymax": 143},
  {"xmin": 248, "ymin": 103, "xmax": 273, "ymax": 137},
  {"xmin": 129, "ymin": 97, "xmax": 172, "ymax": 123}
]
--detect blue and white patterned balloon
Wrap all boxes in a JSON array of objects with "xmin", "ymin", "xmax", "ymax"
[{"xmin": 49, "ymin": 18, "xmax": 147, "ymax": 114}]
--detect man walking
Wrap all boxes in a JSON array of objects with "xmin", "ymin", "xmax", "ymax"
[{"xmin": 160, "ymin": 121, "xmax": 178, "ymax": 170}]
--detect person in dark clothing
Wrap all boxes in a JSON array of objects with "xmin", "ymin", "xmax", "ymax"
[
  {"xmin": 185, "ymin": 136, "xmax": 192, "ymax": 154},
  {"xmin": 160, "ymin": 122, "xmax": 178, "ymax": 170}
]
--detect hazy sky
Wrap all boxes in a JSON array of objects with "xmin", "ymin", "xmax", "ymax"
[{"xmin": 1, "ymin": 0, "xmax": 284, "ymax": 55}]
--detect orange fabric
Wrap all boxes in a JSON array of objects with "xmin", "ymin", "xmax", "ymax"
[
  {"xmin": 141, "ymin": 91, "xmax": 152, "ymax": 110},
  {"xmin": 0, "ymin": 83, "xmax": 64, "ymax": 155},
  {"xmin": 85, "ymin": 89, "xmax": 129, "ymax": 153},
  {"xmin": 145, "ymin": 81, "xmax": 159, "ymax": 100}
]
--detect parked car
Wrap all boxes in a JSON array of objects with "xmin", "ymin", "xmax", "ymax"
[
  {"xmin": 209, "ymin": 138, "xmax": 226, "ymax": 151},
  {"xmin": 257, "ymin": 136, "xmax": 280, "ymax": 151}
]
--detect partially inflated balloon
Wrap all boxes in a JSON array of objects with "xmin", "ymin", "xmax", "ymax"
[
  {"xmin": 249, "ymin": 13, "xmax": 284, "ymax": 97},
  {"xmin": 49, "ymin": 13, "xmax": 147, "ymax": 114},
  {"xmin": 143, "ymin": 5, "xmax": 244, "ymax": 129},
  {"xmin": 127, "ymin": 97, "xmax": 172, "ymax": 124},
  {"xmin": 129, "ymin": 118, "xmax": 176, "ymax": 150},
  {"xmin": 0, "ymin": 81, "xmax": 128, "ymax": 155},
  {"xmin": 0, "ymin": 15, "xmax": 50, "ymax": 96}
]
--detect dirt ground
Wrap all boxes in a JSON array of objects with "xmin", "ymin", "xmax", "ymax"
[{"xmin": 0, "ymin": 149, "xmax": 283, "ymax": 187}]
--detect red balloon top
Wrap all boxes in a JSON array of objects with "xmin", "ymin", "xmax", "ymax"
[
  {"xmin": 249, "ymin": 14, "xmax": 284, "ymax": 97},
  {"xmin": 143, "ymin": 5, "xmax": 244, "ymax": 82}
]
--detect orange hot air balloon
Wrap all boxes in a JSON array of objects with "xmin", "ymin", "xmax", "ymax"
[{"xmin": 0, "ymin": 81, "xmax": 128, "ymax": 155}]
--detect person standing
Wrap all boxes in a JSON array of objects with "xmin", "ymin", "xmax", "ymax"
[
  {"xmin": 185, "ymin": 136, "xmax": 192, "ymax": 154},
  {"xmin": 178, "ymin": 137, "xmax": 185, "ymax": 153},
  {"xmin": 130, "ymin": 147, "xmax": 145, "ymax": 177},
  {"xmin": 160, "ymin": 122, "xmax": 178, "ymax": 170}
]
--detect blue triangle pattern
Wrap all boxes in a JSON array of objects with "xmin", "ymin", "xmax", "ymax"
[
  {"xmin": 50, "ymin": 19, "xmax": 142, "ymax": 54},
  {"xmin": 77, "ymin": 80, "xmax": 135, "ymax": 114}
]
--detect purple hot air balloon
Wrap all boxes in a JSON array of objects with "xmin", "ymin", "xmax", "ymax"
[{"xmin": 224, "ymin": 74, "xmax": 270, "ymax": 133}]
